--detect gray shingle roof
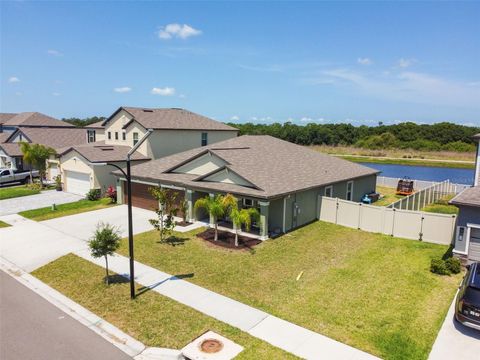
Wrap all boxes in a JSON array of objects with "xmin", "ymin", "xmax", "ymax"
[
  {"xmin": 107, "ymin": 107, "xmax": 238, "ymax": 131},
  {"xmin": 450, "ymin": 186, "xmax": 480, "ymax": 208},
  {"xmin": 473, "ymin": 133, "xmax": 480, "ymax": 140},
  {"xmin": 0, "ymin": 143, "xmax": 22, "ymax": 157},
  {"xmin": 0, "ymin": 113, "xmax": 17, "ymax": 124},
  {"xmin": 2, "ymin": 112, "xmax": 74, "ymax": 128},
  {"xmin": 13, "ymin": 128, "xmax": 89, "ymax": 149},
  {"xmin": 121, "ymin": 135, "xmax": 379, "ymax": 199},
  {"xmin": 58, "ymin": 142, "xmax": 149, "ymax": 163},
  {"xmin": 85, "ymin": 120, "xmax": 105, "ymax": 129}
]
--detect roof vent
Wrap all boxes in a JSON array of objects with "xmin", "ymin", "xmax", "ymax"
[{"xmin": 142, "ymin": 109, "xmax": 154, "ymax": 112}]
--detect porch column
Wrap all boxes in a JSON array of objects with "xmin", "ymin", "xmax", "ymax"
[
  {"xmin": 259, "ymin": 201, "xmax": 270, "ymax": 240},
  {"xmin": 209, "ymin": 193, "xmax": 215, "ymax": 227},
  {"xmin": 116, "ymin": 179, "xmax": 124, "ymax": 204},
  {"xmin": 186, "ymin": 189, "xmax": 194, "ymax": 222}
]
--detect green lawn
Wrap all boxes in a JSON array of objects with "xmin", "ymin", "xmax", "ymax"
[
  {"xmin": 373, "ymin": 186, "xmax": 404, "ymax": 207},
  {"xmin": 0, "ymin": 220, "xmax": 11, "ymax": 228},
  {"xmin": 117, "ymin": 221, "xmax": 462, "ymax": 359},
  {"xmin": 421, "ymin": 195, "xmax": 459, "ymax": 215},
  {"xmin": 33, "ymin": 254, "xmax": 296, "ymax": 359},
  {"xmin": 0, "ymin": 185, "xmax": 40, "ymax": 200},
  {"xmin": 19, "ymin": 198, "xmax": 115, "ymax": 221}
]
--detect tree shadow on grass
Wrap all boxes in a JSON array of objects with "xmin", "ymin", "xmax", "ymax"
[
  {"xmin": 104, "ymin": 274, "xmax": 130, "ymax": 285},
  {"xmin": 157, "ymin": 235, "xmax": 189, "ymax": 247},
  {"xmin": 135, "ymin": 273, "xmax": 195, "ymax": 298},
  {"xmin": 442, "ymin": 244, "xmax": 454, "ymax": 260}
]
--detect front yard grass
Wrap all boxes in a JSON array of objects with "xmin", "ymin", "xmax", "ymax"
[
  {"xmin": 117, "ymin": 221, "xmax": 462, "ymax": 360},
  {"xmin": 19, "ymin": 198, "xmax": 115, "ymax": 221},
  {"xmin": 0, "ymin": 185, "xmax": 40, "ymax": 200},
  {"xmin": 33, "ymin": 254, "xmax": 296, "ymax": 359},
  {"xmin": 0, "ymin": 220, "xmax": 11, "ymax": 228}
]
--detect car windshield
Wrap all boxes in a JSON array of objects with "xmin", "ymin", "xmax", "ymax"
[{"xmin": 469, "ymin": 265, "xmax": 480, "ymax": 289}]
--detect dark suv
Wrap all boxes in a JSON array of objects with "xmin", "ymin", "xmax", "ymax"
[{"xmin": 455, "ymin": 262, "xmax": 480, "ymax": 330}]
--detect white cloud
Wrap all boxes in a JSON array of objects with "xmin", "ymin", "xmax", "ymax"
[
  {"xmin": 52, "ymin": 92, "xmax": 61, "ymax": 96},
  {"xmin": 151, "ymin": 87, "xmax": 175, "ymax": 96},
  {"xmin": 8, "ymin": 76, "xmax": 20, "ymax": 83},
  {"xmin": 158, "ymin": 24, "xmax": 202, "ymax": 40},
  {"xmin": 47, "ymin": 49, "xmax": 63, "ymax": 56},
  {"xmin": 300, "ymin": 117, "xmax": 313, "ymax": 122},
  {"xmin": 230, "ymin": 115, "xmax": 239, "ymax": 121},
  {"xmin": 397, "ymin": 58, "xmax": 416, "ymax": 68},
  {"xmin": 114, "ymin": 86, "xmax": 132, "ymax": 93},
  {"xmin": 357, "ymin": 57, "xmax": 372, "ymax": 65}
]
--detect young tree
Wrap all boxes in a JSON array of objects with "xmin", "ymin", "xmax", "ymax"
[
  {"xmin": 20, "ymin": 142, "xmax": 56, "ymax": 187},
  {"xmin": 179, "ymin": 199, "xmax": 188, "ymax": 224},
  {"xmin": 228, "ymin": 200, "xmax": 260, "ymax": 247},
  {"xmin": 89, "ymin": 222, "xmax": 121, "ymax": 285},
  {"xmin": 149, "ymin": 186, "xmax": 179, "ymax": 242},
  {"xmin": 194, "ymin": 194, "xmax": 236, "ymax": 242}
]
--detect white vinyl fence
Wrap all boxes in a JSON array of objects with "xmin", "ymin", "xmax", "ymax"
[
  {"xmin": 387, "ymin": 179, "xmax": 457, "ymax": 211},
  {"xmin": 319, "ymin": 196, "xmax": 457, "ymax": 245},
  {"xmin": 377, "ymin": 176, "xmax": 470, "ymax": 193}
]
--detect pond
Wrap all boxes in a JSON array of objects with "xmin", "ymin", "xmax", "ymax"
[{"xmin": 359, "ymin": 162, "xmax": 475, "ymax": 185}]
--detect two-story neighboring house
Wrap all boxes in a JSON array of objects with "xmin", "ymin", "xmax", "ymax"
[
  {"xmin": 450, "ymin": 132, "xmax": 480, "ymax": 263},
  {"xmin": 0, "ymin": 112, "xmax": 101, "ymax": 172},
  {"xmin": 56, "ymin": 107, "xmax": 238, "ymax": 195}
]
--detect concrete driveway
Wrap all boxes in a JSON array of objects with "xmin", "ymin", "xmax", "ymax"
[
  {"xmin": 0, "ymin": 206, "xmax": 154, "ymax": 272},
  {"xmin": 0, "ymin": 190, "xmax": 83, "ymax": 216},
  {"xmin": 429, "ymin": 296, "xmax": 480, "ymax": 359}
]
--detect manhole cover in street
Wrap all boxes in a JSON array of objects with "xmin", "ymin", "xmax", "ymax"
[{"xmin": 200, "ymin": 338, "xmax": 224, "ymax": 353}]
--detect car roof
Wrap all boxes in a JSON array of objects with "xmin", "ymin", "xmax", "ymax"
[{"xmin": 468, "ymin": 262, "xmax": 480, "ymax": 289}]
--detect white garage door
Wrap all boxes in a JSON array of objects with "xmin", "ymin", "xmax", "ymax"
[{"xmin": 65, "ymin": 171, "xmax": 91, "ymax": 196}]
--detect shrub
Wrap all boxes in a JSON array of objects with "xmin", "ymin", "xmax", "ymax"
[
  {"xmin": 86, "ymin": 188, "xmax": 101, "ymax": 201},
  {"xmin": 445, "ymin": 257, "xmax": 461, "ymax": 274},
  {"xmin": 430, "ymin": 258, "xmax": 450, "ymax": 275},
  {"xmin": 105, "ymin": 185, "xmax": 117, "ymax": 203},
  {"xmin": 27, "ymin": 182, "xmax": 42, "ymax": 191},
  {"xmin": 442, "ymin": 141, "xmax": 476, "ymax": 153}
]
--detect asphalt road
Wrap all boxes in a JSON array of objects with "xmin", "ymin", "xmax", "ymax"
[{"xmin": 0, "ymin": 271, "xmax": 132, "ymax": 360}]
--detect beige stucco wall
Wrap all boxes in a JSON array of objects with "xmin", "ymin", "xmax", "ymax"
[
  {"xmin": 104, "ymin": 110, "xmax": 137, "ymax": 146},
  {"xmin": 95, "ymin": 129, "xmax": 105, "ymax": 142},
  {"xmin": 146, "ymin": 130, "xmax": 237, "ymax": 159},
  {"xmin": 59, "ymin": 151, "xmax": 94, "ymax": 191}
]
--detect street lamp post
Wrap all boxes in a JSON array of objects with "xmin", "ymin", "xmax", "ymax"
[{"xmin": 99, "ymin": 128, "xmax": 153, "ymax": 300}]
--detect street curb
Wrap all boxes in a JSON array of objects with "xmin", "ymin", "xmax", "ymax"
[{"xmin": 0, "ymin": 256, "xmax": 146, "ymax": 358}]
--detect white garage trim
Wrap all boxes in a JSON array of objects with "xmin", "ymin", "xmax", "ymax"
[{"xmin": 65, "ymin": 170, "xmax": 91, "ymax": 196}]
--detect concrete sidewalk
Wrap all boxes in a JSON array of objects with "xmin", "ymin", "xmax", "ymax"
[
  {"xmin": 75, "ymin": 248, "xmax": 378, "ymax": 360},
  {"xmin": 0, "ymin": 190, "xmax": 83, "ymax": 216}
]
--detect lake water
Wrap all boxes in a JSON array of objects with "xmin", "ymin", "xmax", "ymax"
[{"xmin": 359, "ymin": 162, "xmax": 475, "ymax": 185}]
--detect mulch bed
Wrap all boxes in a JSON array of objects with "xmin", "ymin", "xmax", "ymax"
[
  {"xmin": 196, "ymin": 228, "xmax": 261, "ymax": 250},
  {"xmin": 175, "ymin": 220, "xmax": 192, "ymax": 227}
]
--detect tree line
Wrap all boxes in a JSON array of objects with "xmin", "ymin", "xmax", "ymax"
[{"xmin": 227, "ymin": 121, "xmax": 480, "ymax": 152}]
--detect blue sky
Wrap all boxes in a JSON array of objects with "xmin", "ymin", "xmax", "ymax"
[{"xmin": 1, "ymin": 1, "xmax": 479, "ymax": 125}]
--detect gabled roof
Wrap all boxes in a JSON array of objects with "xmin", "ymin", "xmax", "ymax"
[
  {"xmin": 10, "ymin": 128, "xmax": 90, "ymax": 149},
  {"xmin": 58, "ymin": 142, "xmax": 149, "ymax": 163},
  {"xmin": 0, "ymin": 113, "xmax": 17, "ymax": 124},
  {"xmin": 0, "ymin": 132, "xmax": 11, "ymax": 143},
  {"xmin": 450, "ymin": 186, "xmax": 480, "ymax": 208},
  {"xmin": 118, "ymin": 135, "xmax": 379, "ymax": 199},
  {"xmin": 1, "ymin": 112, "xmax": 74, "ymax": 128},
  {"xmin": 85, "ymin": 120, "xmax": 105, "ymax": 129},
  {"xmin": 104, "ymin": 106, "xmax": 238, "ymax": 131},
  {"xmin": 473, "ymin": 133, "xmax": 480, "ymax": 140},
  {"xmin": 0, "ymin": 143, "xmax": 22, "ymax": 157}
]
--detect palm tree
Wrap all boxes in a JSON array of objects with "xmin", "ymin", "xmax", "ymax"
[
  {"xmin": 20, "ymin": 142, "xmax": 56, "ymax": 187},
  {"xmin": 194, "ymin": 194, "xmax": 230, "ymax": 241},
  {"xmin": 229, "ymin": 205, "xmax": 260, "ymax": 247},
  {"xmin": 19, "ymin": 142, "xmax": 34, "ymax": 184}
]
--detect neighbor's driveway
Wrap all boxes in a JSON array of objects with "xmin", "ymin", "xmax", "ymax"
[
  {"xmin": 0, "ymin": 206, "xmax": 154, "ymax": 272},
  {"xmin": 429, "ymin": 295, "xmax": 480, "ymax": 359},
  {"xmin": 0, "ymin": 190, "xmax": 83, "ymax": 216}
]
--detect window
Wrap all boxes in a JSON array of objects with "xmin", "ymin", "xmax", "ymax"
[
  {"xmin": 133, "ymin": 132, "xmax": 139, "ymax": 146},
  {"xmin": 324, "ymin": 185, "xmax": 333, "ymax": 197},
  {"xmin": 115, "ymin": 132, "xmax": 119, "ymax": 140},
  {"xmin": 457, "ymin": 226, "xmax": 466, "ymax": 242},
  {"xmin": 87, "ymin": 130, "xmax": 96, "ymax": 143},
  {"xmin": 201, "ymin": 132, "xmax": 208, "ymax": 146},
  {"xmin": 107, "ymin": 131, "xmax": 111, "ymax": 140},
  {"xmin": 122, "ymin": 132, "xmax": 126, "ymax": 141},
  {"xmin": 346, "ymin": 181, "xmax": 354, "ymax": 201}
]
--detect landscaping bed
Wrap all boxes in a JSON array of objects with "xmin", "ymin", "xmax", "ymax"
[
  {"xmin": 32, "ymin": 254, "xmax": 296, "ymax": 359},
  {"xmin": 19, "ymin": 198, "xmax": 115, "ymax": 221},
  {"xmin": 196, "ymin": 228, "xmax": 261, "ymax": 250},
  {"xmin": 118, "ymin": 221, "xmax": 462, "ymax": 359}
]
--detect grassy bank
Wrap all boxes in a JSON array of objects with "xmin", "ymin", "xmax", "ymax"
[
  {"xmin": 117, "ymin": 221, "xmax": 461, "ymax": 359},
  {"xmin": 339, "ymin": 155, "xmax": 475, "ymax": 169},
  {"xmin": 19, "ymin": 198, "xmax": 115, "ymax": 221},
  {"xmin": 33, "ymin": 254, "xmax": 296, "ymax": 359}
]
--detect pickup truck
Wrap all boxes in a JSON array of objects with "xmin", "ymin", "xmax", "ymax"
[{"xmin": 0, "ymin": 168, "xmax": 40, "ymax": 185}]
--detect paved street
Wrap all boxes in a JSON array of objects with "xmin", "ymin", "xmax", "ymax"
[
  {"xmin": 0, "ymin": 190, "xmax": 83, "ymax": 216},
  {"xmin": 0, "ymin": 270, "xmax": 131, "ymax": 360}
]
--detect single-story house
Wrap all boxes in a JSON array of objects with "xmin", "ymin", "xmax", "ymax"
[
  {"xmin": 451, "ymin": 132, "xmax": 480, "ymax": 263},
  {"xmin": 57, "ymin": 107, "xmax": 238, "ymax": 195},
  {"xmin": 114, "ymin": 135, "xmax": 379, "ymax": 239}
]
